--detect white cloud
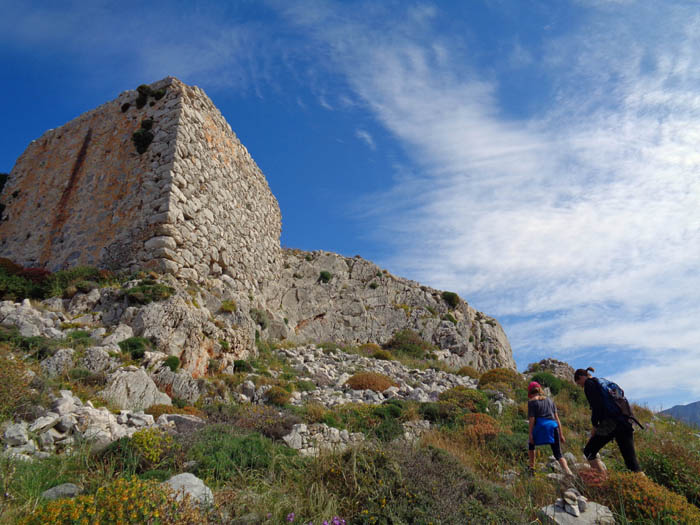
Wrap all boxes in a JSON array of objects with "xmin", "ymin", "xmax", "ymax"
[
  {"xmin": 278, "ymin": 1, "xmax": 700, "ymax": 405},
  {"xmin": 355, "ymin": 129, "xmax": 376, "ymax": 150}
]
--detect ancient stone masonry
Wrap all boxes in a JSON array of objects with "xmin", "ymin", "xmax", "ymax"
[{"xmin": 0, "ymin": 77, "xmax": 281, "ymax": 292}]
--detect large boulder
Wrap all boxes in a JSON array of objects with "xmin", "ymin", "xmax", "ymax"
[
  {"xmin": 128, "ymin": 288, "xmax": 251, "ymax": 377},
  {"xmin": 151, "ymin": 365, "xmax": 204, "ymax": 404},
  {"xmin": 100, "ymin": 367, "xmax": 171, "ymax": 411},
  {"xmin": 41, "ymin": 349, "xmax": 75, "ymax": 377},
  {"xmin": 164, "ymin": 473, "xmax": 213, "ymax": 506}
]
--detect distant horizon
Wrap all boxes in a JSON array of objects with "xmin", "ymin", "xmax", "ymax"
[{"xmin": 1, "ymin": 1, "xmax": 698, "ymax": 409}]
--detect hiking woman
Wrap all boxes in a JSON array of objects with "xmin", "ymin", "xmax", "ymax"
[
  {"xmin": 574, "ymin": 367, "xmax": 641, "ymax": 473},
  {"xmin": 528, "ymin": 381, "xmax": 573, "ymax": 475}
]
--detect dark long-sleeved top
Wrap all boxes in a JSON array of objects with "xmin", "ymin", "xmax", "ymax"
[{"xmin": 584, "ymin": 378, "xmax": 605, "ymax": 427}]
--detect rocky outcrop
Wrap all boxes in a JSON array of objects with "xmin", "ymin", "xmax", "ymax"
[
  {"xmin": 99, "ymin": 367, "xmax": 171, "ymax": 411},
  {"xmin": 526, "ymin": 358, "xmax": 575, "ymax": 382},
  {"xmin": 259, "ymin": 250, "xmax": 515, "ymax": 371}
]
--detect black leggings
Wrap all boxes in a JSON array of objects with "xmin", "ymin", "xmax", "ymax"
[
  {"xmin": 583, "ymin": 422, "xmax": 640, "ymax": 472},
  {"xmin": 529, "ymin": 430, "xmax": 563, "ymax": 460}
]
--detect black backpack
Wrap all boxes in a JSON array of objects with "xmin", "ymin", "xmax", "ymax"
[{"xmin": 595, "ymin": 377, "xmax": 644, "ymax": 429}]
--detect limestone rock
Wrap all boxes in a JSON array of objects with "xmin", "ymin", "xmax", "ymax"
[
  {"xmin": 79, "ymin": 346, "xmax": 117, "ymax": 373},
  {"xmin": 41, "ymin": 483, "xmax": 82, "ymax": 500},
  {"xmin": 151, "ymin": 365, "xmax": 203, "ymax": 404},
  {"xmin": 100, "ymin": 367, "xmax": 171, "ymax": 410},
  {"xmin": 41, "ymin": 349, "xmax": 75, "ymax": 377},
  {"xmin": 102, "ymin": 324, "xmax": 134, "ymax": 345},
  {"xmin": 4, "ymin": 423, "xmax": 29, "ymax": 446},
  {"xmin": 164, "ymin": 473, "xmax": 213, "ymax": 506}
]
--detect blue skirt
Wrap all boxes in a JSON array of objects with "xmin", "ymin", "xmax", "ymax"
[{"xmin": 533, "ymin": 418, "xmax": 559, "ymax": 445}]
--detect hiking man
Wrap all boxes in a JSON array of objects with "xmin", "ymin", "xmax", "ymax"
[
  {"xmin": 527, "ymin": 381, "xmax": 573, "ymax": 476},
  {"xmin": 574, "ymin": 367, "xmax": 642, "ymax": 473}
]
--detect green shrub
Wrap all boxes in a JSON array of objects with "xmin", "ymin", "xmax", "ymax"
[
  {"xmin": 442, "ymin": 313, "xmax": 457, "ymax": 324},
  {"xmin": 219, "ymin": 300, "xmax": 237, "ymax": 313},
  {"xmin": 20, "ymin": 477, "xmax": 203, "ymax": 525},
  {"xmin": 296, "ymin": 379, "xmax": 316, "ymax": 392},
  {"xmin": 264, "ymin": 386, "xmax": 292, "ymax": 406},
  {"xmin": 639, "ymin": 441, "xmax": 700, "ymax": 508},
  {"xmin": 441, "ymin": 291, "xmax": 460, "ymax": 309},
  {"xmin": 456, "ymin": 366, "xmax": 480, "ymax": 379},
  {"xmin": 130, "ymin": 427, "xmax": 174, "ymax": 465},
  {"xmin": 371, "ymin": 349, "xmax": 393, "ymax": 361},
  {"xmin": 163, "ymin": 355, "xmax": 180, "ymax": 372},
  {"xmin": 589, "ymin": 471, "xmax": 700, "ymax": 523},
  {"xmin": 487, "ymin": 431, "xmax": 529, "ymax": 463},
  {"xmin": 132, "ymin": 128, "xmax": 154, "ymax": 154},
  {"xmin": 318, "ymin": 271, "xmax": 333, "ymax": 283},
  {"xmin": 419, "ymin": 402, "xmax": 462, "ymax": 426},
  {"xmin": 530, "ymin": 371, "xmax": 563, "ymax": 395},
  {"xmin": 369, "ymin": 282, "xmax": 379, "ymax": 289},
  {"xmin": 478, "ymin": 368, "xmax": 524, "ymax": 391},
  {"xmin": 358, "ymin": 343, "xmax": 382, "ymax": 355},
  {"xmin": 438, "ymin": 386, "xmax": 487, "ymax": 413},
  {"xmin": 250, "ymin": 308, "xmax": 269, "ymax": 330},
  {"xmin": 233, "ymin": 359, "xmax": 253, "ymax": 373},
  {"xmin": 0, "ymin": 348, "xmax": 36, "ymax": 422},
  {"xmin": 187, "ymin": 426, "xmax": 297, "ymax": 481},
  {"xmin": 125, "ymin": 282, "xmax": 174, "ymax": 304},
  {"xmin": 382, "ymin": 329, "xmax": 437, "ymax": 359},
  {"xmin": 68, "ymin": 367, "xmax": 107, "ymax": 386},
  {"xmin": 118, "ymin": 336, "xmax": 152, "ymax": 359}
]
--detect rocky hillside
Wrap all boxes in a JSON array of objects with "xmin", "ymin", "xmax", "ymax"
[
  {"xmin": 2, "ymin": 269, "xmax": 700, "ymax": 523},
  {"xmin": 258, "ymin": 249, "xmax": 515, "ymax": 372},
  {"xmin": 661, "ymin": 400, "xmax": 700, "ymax": 428}
]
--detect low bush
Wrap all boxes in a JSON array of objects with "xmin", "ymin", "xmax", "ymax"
[
  {"xmin": 296, "ymin": 379, "xmax": 316, "ymax": 392},
  {"xmin": 590, "ymin": 471, "xmax": 700, "ymax": 523},
  {"xmin": 0, "ymin": 347, "xmax": 36, "ymax": 422},
  {"xmin": 638, "ymin": 441, "xmax": 700, "ymax": 508},
  {"xmin": 371, "ymin": 349, "xmax": 393, "ymax": 361},
  {"xmin": 478, "ymin": 368, "xmax": 524, "ymax": 391},
  {"xmin": 318, "ymin": 271, "xmax": 333, "ymax": 283},
  {"xmin": 438, "ymin": 386, "xmax": 488, "ymax": 413},
  {"xmin": 232, "ymin": 403, "xmax": 301, "ymax": 440},
  {"xmin": 529, "ymin": 371, "xmax": 563, "ymax": 395},
  {"xmin": 187, "ymin": 426, "xmax": 298, "ymax": 482},
  {"xmin": 125, "ymin": 281, "xmax": 174, "ymax": 304},
  {"xmin": 164, "ymin": 355, "xmax": 180, "ymax": 372},
  {"xmin": 250, "ymin": 308, "xmax": 269, "ymax": 330},
  {"xmin": 441, "ymin": 291, "xmax": 460, "ymax": 309},
  {"xmin": 487, "ymin": 431, "xmax": 529, "ymax": 463},
  {"xmin": 345, "ymin": 372, "xmax": 398, "ymax": 392},
  {"xmin": 145, "ymin": 404, "xmax": 205, "ymax": 420},
  {"xmin": 456, "ymin": 365, "xmax": 480, "ymax": 379},
  {"xmin": 233, "ymin": 359, "xmax": 253, "ymax": 373},
  {"xmin": 461, "ymin": 413, "xmax": 500, "ymax": 443},
  {"xmin": 219, "ymin": 300, "xmax": 237, "ymax": 313},
  {"xmin": 265, "ymin": 386, "xmax": 292, "ymax": 406},
  {"xmin": 68, "ymin": 367, "xmax": 107, "ymax": 386},
  {"xmin": 130, "ymin": 427, "xmax": 175, "ymax": 465},
  {"xmin": 442, "ymin": 313, "xmax": 457, "ymax": 324},
  {"xmin": 419, "ymin": 402, "xmax": 462, "ymax": 427},
  {"xmin": 382, "ymin": 329, "xmax": 437, "ymax": 360},
  {"xmin": 118, "ymin": 336, "xmax": 152, "ymax": 359},
  {"xmin": 358, "ymin": 343, "xmax": 382, "ymax": 355},
  {"xmin": 20, "ymin": 477, "xmax": 205, "ymax": 525}
]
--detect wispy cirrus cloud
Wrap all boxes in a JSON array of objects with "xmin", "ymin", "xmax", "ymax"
[{"xmin": 277, "ymin": 1, "xmax": 700, "ymax": 406}]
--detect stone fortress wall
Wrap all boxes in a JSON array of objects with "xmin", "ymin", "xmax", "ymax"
[{"xmin": 0, "ymin": 77, "xmax": 281, "ymax": 292}]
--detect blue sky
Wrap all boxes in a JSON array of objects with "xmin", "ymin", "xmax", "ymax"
[{"xmin": 1, "ymin": 1, "xmax": 699, "ymax": 409}]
